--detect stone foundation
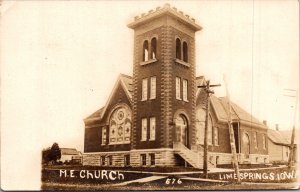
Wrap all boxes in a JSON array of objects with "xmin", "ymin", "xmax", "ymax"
[
  {"xmin": 83, "ymin": 150, "xmax": 269, "ymax": 168},
  {"xmin": 83, "ymin": 149, "xmax": 180, "ymax": 167}
]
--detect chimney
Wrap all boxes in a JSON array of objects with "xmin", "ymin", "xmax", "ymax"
[
  {"xmin": 263, "ymin": 120, "xmax": 267, "ymax": 126},
  {"xmin": 275, "ymin": 124, "xmax": 279, "ymax": 131}
]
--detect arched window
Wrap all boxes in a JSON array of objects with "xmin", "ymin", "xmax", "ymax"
[
  {"xmin": 143, "ymin": 40, "xmax": 149, "ymax": 61},
  {"xmin": 196, "ymin": 108, "xmax": 205, "ymax": 145},
  {"xmin": 109, "ymin": 107, "xmax": 131, "ymax": 144},
  {"xmin": 214, "ymin": 127, "xmax": 219, "ymax": 145},
  {"xmin": 183, "ymin": 41, "xmax": 188, "ymax": 62},
  {"xmin": 207, "ymin": 115, "xmax": 213, "ymax": 145},
  {"xmin": 243, "ymin": 132, "xmax": 250, "ymax": 158},
  {"xmin": 176, "ymin": 38, "xmax": 181, "ymax": 59},
  {"xmin": 150, "ymin": 38, "xmax": 157, "ymax": 59}
]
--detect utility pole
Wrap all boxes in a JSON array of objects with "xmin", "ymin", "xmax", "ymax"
[
  {"xmin": 198, "ymin": 80, "xmax": 221, "ymax": 179},
  {"xmin": 223, "ymin": 75, "xmax": 240, "ymax": 183},
  {"xmin": 283, "ymin": 89, "xmax": 298, "ymax": 168}
]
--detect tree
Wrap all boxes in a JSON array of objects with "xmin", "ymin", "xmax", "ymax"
[
  {"xmin": 42, "ymin": 142, "xmax": 61, "ymax": 164},
  {"xmin": 49, "ymin": 142, "xmax": 61, "ymax": 162}
]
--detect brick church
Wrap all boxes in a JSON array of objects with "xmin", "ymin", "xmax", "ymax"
[{"xmin": 83, "ymin": 4, "xmax": 269, "ymax": 168}]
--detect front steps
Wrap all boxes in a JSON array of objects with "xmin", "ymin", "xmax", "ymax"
[{"xmin": 173, "ymin": 142, "xmax": 215, "ymax": 169}]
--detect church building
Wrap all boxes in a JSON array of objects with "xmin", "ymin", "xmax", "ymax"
[{"xmin": 83, "ymin": 4, "xmax": 269, "ymax": 168}]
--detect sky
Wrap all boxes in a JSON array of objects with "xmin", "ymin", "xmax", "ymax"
[{"xmin": 1, "ymin": 0, "xmax": 299, "ymax": 190}]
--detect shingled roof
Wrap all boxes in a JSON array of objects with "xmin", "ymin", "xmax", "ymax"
[
  {"xmin": 85, "ymin": 73, "xmax": 267, "ymax": 130},
  {"xmin": 84, "ymin": 74, "xmax": 132, "ymax": 121},
  {"xmin": 208, "ymin": 96, "xmax": 267, "ymax": 129},
  {"xmin": 267, "ymin": 129, "xmax": 290, "ymax": 146},
  {"xmin": 60, "ymin": 148, "xmax": 81, "ymax": 155}
]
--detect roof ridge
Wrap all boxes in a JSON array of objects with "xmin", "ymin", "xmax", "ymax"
[
  {"xmin": 120, "ymin": 73, "xmax": 132, "ymax": 79},
  {"xmin": 84, "ymin": 106, "xmax": 104, "ymax": 120}
]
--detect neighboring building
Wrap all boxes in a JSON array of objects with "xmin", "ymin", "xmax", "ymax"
[
  {"xmin": 60, "ymin": 148, "xmax": 82, "ymax": 163},
  {"xmin": 267, "ymin": 129, "xmax": 290, "ymax": 163},
  {"xmin": 195, "ymin": 88, "xmax": 269, "ymax": 166},
  {"xmin": 281, "ymin": 129, "xmax": 299, "ymax": 163},
  {"xmin": 83, "ymin": 4, "xmax": 269, "ymax": 168}
]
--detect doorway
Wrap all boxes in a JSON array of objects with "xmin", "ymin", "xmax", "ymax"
[{"xmin": 175, "ymin": 114, "xmax": 189, "ymax": 148}]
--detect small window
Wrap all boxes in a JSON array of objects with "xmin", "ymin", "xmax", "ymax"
[
  {"xmin": 150, "ymin": 117, "xmax": 156, "ymax": 140},
  {"xmin": 141, "ymin": 118, "xmax": 147, "ymax": 141},
  {"xmin": 124, "ymin": 154, "xmax": 130, "ymax": 166},
  {"xmin": 263, "ymin": 134, "xmax": 266, "ymax": 149},
  {"xmin": 254, "ymin": 132, "xmax": 258, "ymax": 148},
  {"xmin": 151, "ymin": 38, "xmax": 157, "ymax": 59},
  {"xmin": 207, "ymin": 115, "xmax": 213, "ymax": 145},
  {"xmin": 142, "ymin": 78, "xmax": 148, "ymax": 101},
  {"xmin": 140, "ymin": 154, "xmax": 147, "ymax": 166},
  {"xmin": 216, "ymin": 156, "xmax": 220, "ymax": 165},
  {"xmin": 143, "ymin": 40, "xmax": 149, "ymax": 61},
  {"xmin": 182, "ymin": 79, "xmax": 188, "ymax": 101},
  {"xmin": 214, "ymin": 127, "xmax": 219, "ymax": 145},
  {"xmin": 176, "ymin": 38, "xmax": 181, "ymax": 59},
  {"xmin": 101, "ymin": 127, "xmax": 107, "ymax": 145},
  {"xmin": 101, "ymin": 156, "xmax": 106, "ymax": 166},
  {"xmin": 150, "ymin": 76, "xmax": 156, "ymax": 99},
  {"xmin": 108, "ymin": 156, "xmax": 113, "ymax": 166},
  {"xmin": 176, "ymin": 77, "xmax": 181, "ymax": 100},
  {"xmin": 183, "ymin": 41, "xmax": 188, "ymax": 62},
  {"xmin": 149, "ymin": 153, "xmax": 155, "ymax": 166}
]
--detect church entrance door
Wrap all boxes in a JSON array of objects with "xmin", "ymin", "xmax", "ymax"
[{"xmin": 175, "ymin": 115, "xmax": 189, "ymax": 148}]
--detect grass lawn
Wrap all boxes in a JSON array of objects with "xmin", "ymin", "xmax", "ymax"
[{"xmin": 41, "ymin": 164, "xmax": 299, "ymax": 190}]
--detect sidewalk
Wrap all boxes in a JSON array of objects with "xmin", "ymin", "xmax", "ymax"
[{"xmin": 208, "ymin": 165, "xmax": 289, "ymax": 173}]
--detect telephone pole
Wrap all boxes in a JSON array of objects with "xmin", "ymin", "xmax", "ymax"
[
  {"xmin": 223, "ymin": 75, "xmax": 240, "ymax": 183},
  {"xmin": 283, "ymin": 89, "xmax": 298, "ymax": 168},
  {"xmin": 198, "ymin": 80, "xmax": 221, "ymax": 179}
]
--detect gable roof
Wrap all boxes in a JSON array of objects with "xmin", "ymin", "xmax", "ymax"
[
  {"xmin": 207, "ymin": 95, "xmax": 267, "ymax": 129},
  {"xmin": 280, "ymin": 129, "xmax": 299, "ymax": 145},
  {"xmin": 84, "ymin": 74, "xmax": 133, "ymax": 122},
  {"xmin": 267, "ymin": 129, "xmax": 290, "ymax": 146},
  {"xmin": 85, "ymin": 107, "xmax": 104, "ymax": 120},
  {"xmin": 119, "ymin": 74, "xmax": 133, "ymax": 100},
  {"xmin": 60, "ymin": 148, "xmax": 80, "ymax": 155},
  {"xmin": 195, "ymin": 76, "xmax": 206, "ymax": 98}
]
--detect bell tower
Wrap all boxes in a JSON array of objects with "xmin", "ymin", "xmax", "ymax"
[{"xmin": 128, "ymin": 4, "xmax": 202, "ymax": 151}]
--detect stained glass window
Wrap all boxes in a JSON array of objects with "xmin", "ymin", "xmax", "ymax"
[
  {"xmin": 150, "ymin": 76, "xmax": 156, "ymax": 99},
  {"xmin": 142, "ymin": 78, "xmax": 148, "ymax": 101},
  {"xmin": 141, "ymin": 118, "xmax": 147, "ymax": 141},
  {"xmin": 109, "ymin": 107, "xmax": 131, "ymax": 144},
  {"xmin": 150, "ymin": 117, "xmax": 156, "ymax": 140},
  {"xmin": 183, "ymin": 79, "xmax": 188, "ymax": 101},
  {"xmin": 102, "ymin": 127, "xmax": 107, "ymax": 145},
  {"xmin": 176, "ymin": 77, "xmax": 181, "ymax": 100},
  {"xmin": 214, "ymin": 127, "xmax": 219, "ymax": 145}
]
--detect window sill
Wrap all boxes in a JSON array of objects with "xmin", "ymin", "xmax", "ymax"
[
  {"xmin": 140, "ymin": 58, "xmax": 158, "ymax": 66},
  {"xmin": 108, "ymin": 142, "xmax": 130, "ymax": 145},
  {"xmin": 174, "ymin": 58, "xmax": 190, "ymax": 67},
  {"xmin": 141, "ymin": 99, "xmax": 147, "ymax": 102},
  {"xmin": 183, "ymin": 99, "xmax": 189, "ymax": 102},
  {"xmin": 149, "ymin": 139, "xmax": 155, "ymax": 141},
  {"xmin": 149, "ymin": 97, "xmax": 156, "ymax": 100}
]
